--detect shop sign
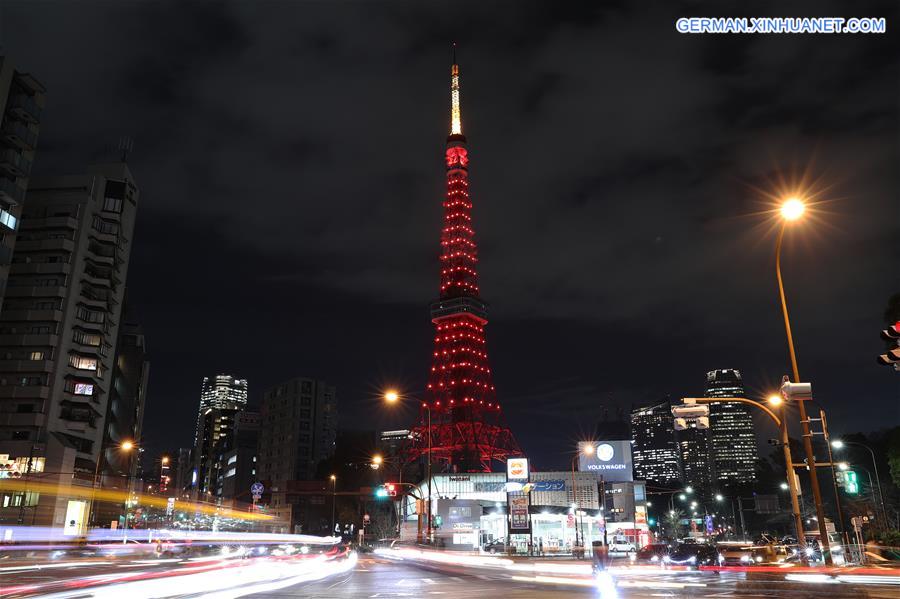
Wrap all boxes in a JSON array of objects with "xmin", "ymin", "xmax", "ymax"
[
  {"xmin": 509, "ymin": 493, "xmax": 529, "ymax": 530},
  {"xmin": 507, "ymin": 458, "xmax": 529, "ymax": 481},
  {"xmin": 531, "ymin": 480, "xmax": 565, "ymax": 491}
]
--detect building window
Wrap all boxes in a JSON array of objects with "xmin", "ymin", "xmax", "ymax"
[
  {"xmin": 103, "ymin": 196, "xmax": 123, "ymax": 213},
  {"xmin": 68, "ymin": 354, "xmax": 98, "ymax": 371},
  {"xmin": 73, "ymin": 330, "xmax": 102, "ymax": 347},
  {"xmin": 0, "ymin": 208, "xmax": 18, "ymax": 231},
  {"xmin": 16, "ymin": 403, "xmax": 34, "ymax": 413},
  {"xmin": 12, "ymin": 431, "xmax": 30, "ymax": 441},
  {"xmin": 75, "ymin": 306, "xmax": 105, "ymax": 324},
  {"xmin": 29, "ymin": 351, "xmax": 44, "ymax": 361}
]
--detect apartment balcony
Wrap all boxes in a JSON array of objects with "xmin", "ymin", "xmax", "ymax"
[
  {"xmin": 0, "ymin": 309, "xmax": 63, "ymax": 324},
  {"xmin": 0, "ymin": 243, "xmax": 12, "ymax": 267},
  {"xmin": 0, "ymin": 147, "xmax": 31, "ymax": 179},
  {"xmin": 4, "ymin": 286, "xmax": 66, "ymax": 299},
  {"xmin": 14, "ymin": 238, "xmax": 75, "ymax": 253},
  {"xmin": 0, "ymin": 175, "xmax": 24, "ymax": 208},
  {"xmin": 10, "ymin": 262, "xmax": 71, "ymax": 276},
  {"xmin": 0, "ymin": 333, "xmax": 59, "ymax": 347},
  {"xmin": 0, "ymin": 411, "xmax": 46, "ymax": 428},
  {"xmin": 1, "ymin": 119, "xmax": 38, "ymax": 151},
  {"xmin": 0, "ymin": 359, "xmax": 53, "ymax": 373},
  {"xmin": 0, "ymin": 385, "xmax": 50, "ymax": 399},
  {"xmin": 7, "ymin": 93, "xmax": 42, "ymax": 124},
  {"xmin": 22, "ymin": 215, "xmax": 77, "ymax": 230}
]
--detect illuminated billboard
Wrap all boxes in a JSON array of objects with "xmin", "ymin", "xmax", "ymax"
[
  {"xmin": 578, "ymin": 440, "xmax": 633, "ymax": 482},
  {"xmin": 506, "ymin": 458, "xmax": 529, "ymax": 481}
]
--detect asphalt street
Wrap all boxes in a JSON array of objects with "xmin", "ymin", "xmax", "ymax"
[{"xmin": 245, "ymin": 556, "xmax": 900, "ymax": 598}]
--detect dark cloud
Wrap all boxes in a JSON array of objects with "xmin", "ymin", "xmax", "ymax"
[{"xmin": 1, "ymin": 0, "xmax": 897, "ymax": 466}]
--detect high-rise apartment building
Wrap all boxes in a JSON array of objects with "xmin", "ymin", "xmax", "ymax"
[
  {"xmin": 0, "ymin": 57, "xmax": 45, "ymax": 305},
  {"xmin": 258, "ymin": 377, "xmax": 336, "ymax": 483},
  {"xmin": 217, "ymin": 410, "xmax": 260, "ymax": 503},
  {"xmin": 631, "ymin": 400, "xmax": 681, "ymax": 487},
  {"xmin": 194, "ymin": 407, "xmax": 239, "ymax": 498},
  {"xmin": 195, "ymin": 375, "xmax": 247, "ymax": 442},
  {"xmin": 0, "ymin": 163, "xmax": 139, "ymax": 529},
  {"xmin": 103, "ymin": 321, "xmax": 148, "ymax": 481},
  {"xmin": 705, "ymin": 368, "xmax": 758, "ymax": 485}
]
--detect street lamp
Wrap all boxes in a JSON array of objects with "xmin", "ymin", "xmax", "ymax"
[
  {"xmin": 780, "ymin": 198, "xmax": 805, "ymax": 221},
  {"xmin": 330, "ymin": 474, "xmax": 337, "ymax": 535},
  {"xmin": 384, "ymin": 389, "xmax": 432, "ymax": 543},
  {"xmin": 831, "ymin": 440, "xmax": 888, "ymax": 524},
  {"xmin": 715, "ymin": 494, "xmax": 724, "ymax": 502},
  {"xmin": 774, "ymin": 196, "xmax": 832, "ymax": 566},
  {"xmin": 89, "ymin": 439, "xmax": 136, "ymax": 530},
  {"xmin": 570, "ymin": 443, "xmax": 595, "ymax": 553},
  {"xmin": 780, "ymin": 482, "xmax": 790, "ymax": 490},
  {"xmin": 767, "ymin": 394, "xmax": 782, "ymax": 407},
  {"xmin": 684, "ymin": 486, "xmax": 693, "ymax": 494},
  {"xmin": 679, "ymin": 493, "xmax": 687, "ymax": 501},
  {"xmin": 371, "ymin": 454, "xmax": 383, "ymax": 470}
]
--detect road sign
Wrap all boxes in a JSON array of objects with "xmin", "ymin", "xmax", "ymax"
[{"xmin": 251, "ymin": 482, "xmax": 264, "ymax": 495}]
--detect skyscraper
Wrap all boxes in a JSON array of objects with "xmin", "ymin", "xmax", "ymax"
[
  {"xmin": 103, "ymin": 321, "xmax": 148, "ymax": 484},
  {"xmin": 257, "ymin": 377, "xmax": 336, "ymax": 483},
  {"xmin": 195, "ymin": 375, "xmax": 247, "ymax": 442},
  {"xmin": 0, "ymin": 57, "xmax": 45, "ymax": 306},
  {"xmin": 0, "ymin": 162, "xmax": 139, "ymax": 529},
  {"xmin": 631, "ymin": 400, "xmax": 681, "ymax": 487},
  {"xmin": 406, "ymin": 49, "xmax": 521, "ymax": 473},
  {"xmin": 705, "ymin": 369, "xmax": 758, "ymax": 485}
]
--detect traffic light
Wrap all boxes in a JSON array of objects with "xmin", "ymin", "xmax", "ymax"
[
  {"xmin": 385, "ymin": 482, "xmax": 397, "ymax": 497},
  {"xmin": 375, "ymin": 486, "xmax": 388, "ymax": 498},
  {"xmin": 780, "ymin": 379, "xmax": 812, "ymax": 401},
  {"xmin": 878, "ymin": 322, "xmax": 900, "ymax": 369},
  {"xmin": 672, "ymin": 401, "xmax": 710, "ymax": 430},
  {"xmin": 837, "ymin": 470, "xmax": 860, "ymax": 495}
]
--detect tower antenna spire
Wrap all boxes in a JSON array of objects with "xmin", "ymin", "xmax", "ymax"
[{"xmin": 450, "ymin": 43, "xmax": 462, "ymax": 136}]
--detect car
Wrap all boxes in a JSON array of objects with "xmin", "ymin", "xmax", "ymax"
[
  {"xmin": 719, "ymin": 544, "xmax": 777, "ymax": 566},
  {"xmin": 666, "ymin": 543, "xmax": 720, "ymax": 567},
  {"xmin": 482, "ymin": 539, "xmax": 508, "ymax": 554},
  {"xmin": 631, "ymin": 543, "xmax": 670, "ymax": 564},
  {"xmin": 607, "ymin": 539, "xmax": 636, "ymax": 554}
]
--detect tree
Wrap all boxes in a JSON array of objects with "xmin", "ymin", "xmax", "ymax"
[{"xmin": 664, "ymin": 508, "xmax": 686, "ymax": 539}]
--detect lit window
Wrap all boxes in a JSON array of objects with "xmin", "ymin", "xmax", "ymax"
[
  {"xmin": 68, "ymin": 354, "xmax": 98, "ymax": 370},
  {"xmin": 74, "ymin": 383, "xmax": 94, "ymax": 396},
  {"xmin": 29, "ymin": 351, "xmax": 44, "ymax": 361}
]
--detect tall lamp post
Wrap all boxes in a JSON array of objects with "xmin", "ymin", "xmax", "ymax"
[
  {"xmin": 89, "ymin": 439, "xmax": 135, "ymax": 531},
  {"xmin": 330, "ymin": 474, "xmax": 337, "ymax": 535},
  {"xmin": 570, "ymin": 444, "xmax": 594, "ymax": 551},
  {"xmin": 833, "ymin": 440, "xmax": 888, "ymax": 525},
  {"xmin": 775, "ymin": 198, "xmax": 833, "ymax": 565},
  {"xmin": 385, "ymin": 389, "xmax": 432, "ymax": 543}
]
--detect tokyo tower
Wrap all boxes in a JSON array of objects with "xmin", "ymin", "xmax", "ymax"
[{"xmin": 406, "ymin": 49, "xmax": 523, "ymax": 473}]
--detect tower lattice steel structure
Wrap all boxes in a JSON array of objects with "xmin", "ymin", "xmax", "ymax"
[{"xmin": 406, "ymin": 51, "xmax": 522, "ymax": 473}]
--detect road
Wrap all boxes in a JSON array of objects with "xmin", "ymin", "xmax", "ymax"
[
  {"xmin": 4, "ymin": 551, "xmax": 899, "ymax": 598},
  {"xmin": 245, "ymin": 555, "xmax": 900, "ymax": 598}
]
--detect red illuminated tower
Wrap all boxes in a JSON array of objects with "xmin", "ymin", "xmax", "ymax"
[{"xmin": 406, "ymin": 51, "xmax": 522, "ymax": 473}]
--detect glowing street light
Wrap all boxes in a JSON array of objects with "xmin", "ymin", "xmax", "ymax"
[
  {"xmin": 384, "ymin": 389, "xmax": 399, "ymax": 403},
  {"xmin": 831, "ymin": 440, "xmax": 845, "ymax": 449},
  {"xmin": 838, "ymin": 462, "xmax": 849, "ymax": 471},
  {"xmin": 780, "ymin": 482, "xmax": 790, "ymax": 490},
  {"xmin": 715, "ymin": 494, "xmax": 724, "ymax": 502},
  {"xmin": 582, "ymin": 444, "xmax": 595, "ymax": 456},
  {"xmin": 768, "ymin": 394, "xmax": 782, "ymax": 406},
  {"xmin": 120, "ymin": 440, "xmax": 135, "ymax": 451},
  {"xmin": 679, "ymin": 493, "xmax": 687, "ymax": 501},
  {"xmin": 780, "ymin": 198, "xmax": 805, "ymax": 221}
]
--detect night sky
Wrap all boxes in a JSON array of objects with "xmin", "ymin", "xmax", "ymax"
[{"xmin": 1, "ymin": 2, "xmax": 897, "ymax": 469}]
